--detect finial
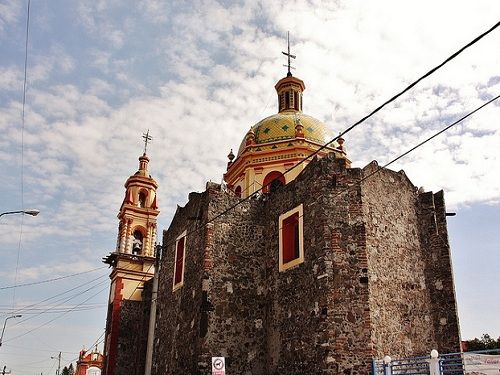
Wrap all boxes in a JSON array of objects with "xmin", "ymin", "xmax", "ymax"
[
  {"xmin": 337, "ymin": 132, "xmax": 345, "ymax": 152},
  {"xmin": 294, "ymin": 113, "xmax": 304, "ymax": 138},
  {"xmin": 282, "ymin": 31, "xmax": 296, "ymax": 77},
  {"xmin": 245, "ymin": 128, "xmax": 256, "ymax": 146},
  {"xmin": 227, "ymin": 149, "xmax": 235, "ymax": 170},
  {"xmin": 142, "ymin": 129, "xmax": 152, "ymax": 155}
]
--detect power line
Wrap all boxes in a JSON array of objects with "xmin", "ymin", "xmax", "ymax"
[
  {"xmin": 4, "ymin": 284, "xmax": 109, "ymax": 344},
  {"xmin": 5, "ymin": 262, "xmax": 142, "ymax": 317},
  {"xmin": 13, "ymin": 279, "xmax": 109, "ymax": 326},
  {"xmin": 148, "ymin": 92, "xmax": 500, "ymax": 306},
  {"xmin": 1, "ymin": 343, "xmax": 78, "ymax": 354},
  {"xmin": 0, "ymin": 305, "xmax": 106, "ymax": 315},
  {"xmin": 0, "ymin": 266, "xmax": 107, "ymax": 290},
  {"xmin": 158, "ymin": 20, "xmax": 500, "ymax": 254},
  {"xmin": 12, "ymin": 0, "xmax": 32, "ymax": 313},
  {"xmin": 273, "ymin": 94, "xmax": 500, "ymax": 231},
  {"xmin": 87, "ymin": 330, "xmax": 105, "ymax": 351},
  {"xmin": 8, "ymin": 273, "xmax": 108, "ymax": 317},
  {"xmin": 209, "ymin": 20, "xmax": 500, "ymax": 226}
]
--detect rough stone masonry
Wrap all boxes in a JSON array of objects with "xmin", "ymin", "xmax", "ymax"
[{"xmin": 150, "ymin": 154, "xmax": 461, "ymax": 375}]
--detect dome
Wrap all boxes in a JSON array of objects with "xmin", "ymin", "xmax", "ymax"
[{"xmin": 237, "ymin": 110, "xmax": 336, "ymax": 156}]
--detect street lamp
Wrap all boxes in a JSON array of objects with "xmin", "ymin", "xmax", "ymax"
[
  {"xmin": 0, "ymin": 315, "xmax": 22, "ymax": 348},
  {"xmin": 0, "ymin": 209, "xmax": 40, "ymax": 219}
]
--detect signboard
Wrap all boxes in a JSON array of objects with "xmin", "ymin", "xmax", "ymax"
[
  {"xmin": 212, "ymin": 356, "xmax": 226, "ymax": 375},
  {"xmin": 464, "ymin": 353, "xmax": 500, "ymax": 375}
]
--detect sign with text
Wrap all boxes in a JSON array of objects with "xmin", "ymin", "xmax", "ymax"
[
  {"xmin": 464, "ymin": 353, "xmax": 500, "ymax": 374},
  {"xmin": 212, "ymin": 356, "xmax": 226, "ymax": 375}
]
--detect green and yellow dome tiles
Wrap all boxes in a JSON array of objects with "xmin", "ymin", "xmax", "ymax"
[{"xmin": 238, "ymin": 110, "xmax": 337, "ymax": 155}]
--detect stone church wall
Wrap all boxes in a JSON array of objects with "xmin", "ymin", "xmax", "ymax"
[
  {"xmin": 362, "ymin": 162, "xmax": 438, "ymax": 357},
  {"xmin": 200, "ymin": 187, "xmax": 268, "ymax": 374},
  {"xmin": 154, "ymin": 191, "xmax": 209, "ymax": 374},
  {"xmin": 418, "ymin": 190, "xmax": 461, "ymax": 352},
  {"xmin": 152, "ymin": 155, "xmax": 460, "ymax": 375},
  {"xmin": 262, "ymin": 155, "xmax": 373, "ymax": 374},
  {"xmin": 115, "ymin": 296, "xmax": 150, "ymax": 375}
]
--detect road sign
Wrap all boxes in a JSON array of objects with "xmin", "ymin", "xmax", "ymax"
[{"xmin": 212, "ymin": 357, "xmax": 225, "ymax": 374}]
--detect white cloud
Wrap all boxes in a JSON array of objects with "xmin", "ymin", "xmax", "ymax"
[
  {"xmin": 76, "ymin": 0, "xmax": 127, "ymax": 49},
  {"xmin": 0, "ymin": 65, "xmax": 23, "ymax": 91},
  {"xmin": 0, "ymin": 0, "xmax": 21, "ymax": 37},
  {"xmin": 0, "ymin": 2, "xmax": 499, "ymax": 361}
]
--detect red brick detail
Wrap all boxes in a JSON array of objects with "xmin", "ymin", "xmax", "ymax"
[{"xmin": 104, "ymin": 277, "xmax": 124, "ymax": 375}]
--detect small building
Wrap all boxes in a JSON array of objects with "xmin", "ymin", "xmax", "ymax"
[{"xmin": 76, "ymin": 347, "xmax": 104, "ymax": 375}]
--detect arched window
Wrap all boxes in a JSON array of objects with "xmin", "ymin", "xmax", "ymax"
[
  {"xmin": 132, "ymin": 230, "xmax": 144, "ymax": 255},
  {"xmin": 138, "ymin": 191, "xmax": 147, "ymax": 208},
  {"xmin": 234, "ymin": 186, "xmax": 242, "ymax": 198},
  {"xmin": 87, "ymin": 367, "xmax": 101, "ymax": 375},
  {"xmin": 263, "ymin": 171, "xmax": 285, "ymax": 194}
]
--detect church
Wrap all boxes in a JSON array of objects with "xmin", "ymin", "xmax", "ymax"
[{"xmin": 101, "ymin": 52, "xmax": 461, "ymax": 375}]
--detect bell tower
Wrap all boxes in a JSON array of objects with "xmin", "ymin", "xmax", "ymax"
[{"xmin": 102, "ymin": 133, "xmax": 159, "ymax": 375}]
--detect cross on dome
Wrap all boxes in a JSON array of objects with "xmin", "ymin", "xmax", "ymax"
[
  {"xmin": 282, "ymin": 31, "xmax": 296, "ymax": 77},
  {"xmin": 142, "ymin": 129, "xmax": 152, "ymax": 154}
]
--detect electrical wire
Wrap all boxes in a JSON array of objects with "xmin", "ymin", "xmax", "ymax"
[
  {"xmin": 0, "ymin": 266, "xmax": 107, "ymax": 290},
  {"xmin": 0, "ymin": 305, "xmax": 106, "ymax": 315},
  {"xmin": 207, "ymin": 20, "xmax": 500, "ymax": 227},
  {"xmin": 12, "ymin": 0, "xmax": 31, "ymax": 316},
  {"xmin": 13, "ymin": 278, "xmax": 109, "ymax": 326},
  {"xmin": 274, "ymin": 94, "xmax": 500, "ymax": 233},
  {"xmin": 8, "ymin": 273, "xmax": 108, "ymax": 318},
  {"xmin": 157, "ymin": 20, "xmax": 500, "ymax": 256},
  {"xmin": 4, "ymin": 284, "xmax": 109, "ymax": 344},
  {"xmin": 6, "ymin": 262, "xmax": 141, "ymax": 317}
]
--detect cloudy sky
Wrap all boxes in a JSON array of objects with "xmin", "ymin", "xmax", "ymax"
[{"xmin": 0, "ymin": 0, "xmax": 499, "ymax": 372}]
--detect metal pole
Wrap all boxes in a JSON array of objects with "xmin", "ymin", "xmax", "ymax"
[
  {"xmin": 144, "ymin": 244, "xmax": 161, "ymax": 375},
  {"xmin": 0, "ymin": 315, "xmax": 22, "ymax": 348},
  {"xmin": 51, "ymin": 352, "xmax": 61, "ymax": 375},
  {"xmin": 0, "ymin": 209, "xmax": 39, "ymax": 218}
]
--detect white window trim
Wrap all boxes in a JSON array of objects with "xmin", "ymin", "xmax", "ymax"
[
  {"xmin": 278, "ymin": 204, "xmax": 304, "ymax": 272},
  {"xmin": 172, "ymin": 230, "xmax": 187, "ymax": 291}
]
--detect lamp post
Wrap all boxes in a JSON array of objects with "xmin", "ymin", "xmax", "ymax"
[
  {"xmin": 0, "ymin": 209, "xmax": 40, "ymax": 219},
  {"xmin": 0, "ymin": 315, "xmax": 22, "ymax": 348}
]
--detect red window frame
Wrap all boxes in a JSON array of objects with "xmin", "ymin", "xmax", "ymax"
[
  {"xmin": 173, "ymin": 231, "xmax": 186, "ymax": 290},
  {"xmin": 279, "ymin": 204, "xmax": 304, "ymax": 272},
  {"xmin": 282, "ymin": 212, "xmax": 300, "ymax": 263}
]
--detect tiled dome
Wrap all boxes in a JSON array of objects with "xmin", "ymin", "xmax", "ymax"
[{"xmin": 237, "ymin": 110, "xmax": 335, "ymax": 156}]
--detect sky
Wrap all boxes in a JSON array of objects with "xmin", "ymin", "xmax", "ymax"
[{"xmin": 0, "ymin": 0, "xmax": 499, "ymax": 373}]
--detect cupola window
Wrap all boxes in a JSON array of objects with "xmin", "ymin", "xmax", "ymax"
[
  {"xmin": 263, "ymin": 171, "xmax": 285, "ymax": 194},
  {"xmin": 132, "ymin": 230, "xmax": 144, "ymax": 255},
  {"xmin": 173, "ymin": 230, "xmax": 187, "ymax": 290},
  {"xmin": 279, "ymin": 204, "xmax": 304, "ymax": 272},
  {"xmin": 234, "ymin": 185, "xmax": 242, "ymax": 198},
  {"xmin": 138, "ymin": 192, "xmax": 147, "ymax": 208}
]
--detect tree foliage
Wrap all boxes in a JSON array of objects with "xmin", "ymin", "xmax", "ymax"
[
  {"xmin": 60, "ymin": 364, "xmax": 74, "ymax": 375},
  {"xmin": 464, "ymin": 334, "xmax": 500, "ymax": 351}
]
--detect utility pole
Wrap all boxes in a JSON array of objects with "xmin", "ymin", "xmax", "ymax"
[
  {"xmin": 51, "ymin": 352, "xmax": 61, "ymax": 375},
  {"xmin": 144, "ymin": 244, "xmax": 162, "ymax": 375}
]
